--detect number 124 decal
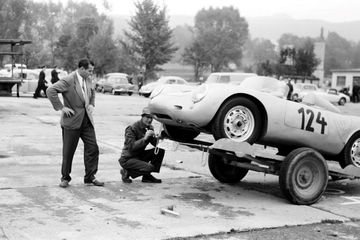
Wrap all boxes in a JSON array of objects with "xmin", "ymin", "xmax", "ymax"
[{"xmin": 298, "ymin": 107, "xmax": 327, "ymax": 134}]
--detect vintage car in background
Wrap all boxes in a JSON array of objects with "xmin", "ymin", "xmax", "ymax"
[
  {"xmin": 97, "ymin": 73, "xmax": 134, "ymax": 95},
  {"xmin": 10, "ymin": 69, "xmax": 67, "ymax": 96},
  {"xmin": 291, "ymin": 83, "xmax": 318, "ymax": 101},
  {"xmin": 148, "ymin": 76, "xmax": 360, "ymax": 171},
  {"xmin": 314, "ymin": 88, "xmax": 351, "ymax": 105},
  {"xmin": 139, "ymin": 76, "xmax": 190, "ymax": 97}
]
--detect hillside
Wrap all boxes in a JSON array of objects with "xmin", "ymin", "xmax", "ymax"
[{"xmin": 111, "ymin": 14, "xmax": 360, "ymax": 42}]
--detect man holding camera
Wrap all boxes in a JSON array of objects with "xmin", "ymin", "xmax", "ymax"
[{"xmin": 119, "ymin": 107, "xmax": 165, "ymax": 183}]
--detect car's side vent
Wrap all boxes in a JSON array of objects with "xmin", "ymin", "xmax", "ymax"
[{"xmin": 154, "ymin": 114, "xmax": 172, "ymax": 120}]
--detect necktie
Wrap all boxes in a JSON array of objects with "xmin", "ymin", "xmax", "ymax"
[{"xmin": 82, "ymin": 79, "xmax": 88, "ymax": 105}]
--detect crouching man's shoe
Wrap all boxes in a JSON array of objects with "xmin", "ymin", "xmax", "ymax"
[
  {"xmin": 59, "ymin": 180, "xmax": 69, "ymax": 188},
  {"xmin": 85, "ymin": 179, "xmax": 104, "ymax": 186},
  {"xmin": 142, "ymin": 174, "xmax": 162, "ymax": 183},
  {"xmin": 120, "ymin": 169, "xmax": 132, "ymax": 183}
]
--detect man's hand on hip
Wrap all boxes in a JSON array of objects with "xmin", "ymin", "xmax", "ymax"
[{"xmin": 61, "ymin": 107, "xmax": 75, "ymax": 117}]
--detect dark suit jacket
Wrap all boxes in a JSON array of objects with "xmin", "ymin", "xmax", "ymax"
[
  {"xmin": 38, "ymin": 70, "xmax": 47, "ymax": 85},
  {"xmin": 46, "ymin": 71, "xmax": 95, "ymax": 129}
]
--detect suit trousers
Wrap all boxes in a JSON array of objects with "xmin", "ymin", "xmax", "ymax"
[
  {"xmin": 119, "ymin": 148, "xmax": 165, "ymax": 179},
  {"xmin": 61, "ymin": 114, "xmax": 99, "ymax": 182}
]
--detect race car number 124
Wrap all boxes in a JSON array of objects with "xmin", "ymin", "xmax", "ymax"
[{"xmin": 298, "ymin": 107, "xmax": 327, "ymax": 134}]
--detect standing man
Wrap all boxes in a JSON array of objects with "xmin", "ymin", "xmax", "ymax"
[
  {"xmin": 286, "ymin": 79, "xmax": 293, "ymax": 100},
  {"xmin": 33, "ymin": 65, "xmax": 48, "ymax": 98},
  {"xmin": 119, "ymin": 107, "xmax": 165, "ymax": 183},
  {"xmin": 46, "ymin": 58, "xmax": 104, "ymax": 188},
  {"xmin": 137, "ymin": 71, "xmax": 144, "ymax": 92},
  {"xmin": 51, "ymin": 65, "xmax": 60, "ymax": 84}
]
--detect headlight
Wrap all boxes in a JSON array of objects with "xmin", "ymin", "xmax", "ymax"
[
  {"xmin": 192, "ymin": 84, "xmax": 208, "ymax": 103},
  {"xmin": 150, "ymin": 86, "xmax": 164, "ymax": 99}
]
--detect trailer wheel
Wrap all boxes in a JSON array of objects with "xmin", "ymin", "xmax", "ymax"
[
  {"xmin": 279, "ymin": 148, "xmax": 328, "ymax": 205},
  {"xmin": 208, "ymin": 153, "xmax": 249, "ymax": 183}
]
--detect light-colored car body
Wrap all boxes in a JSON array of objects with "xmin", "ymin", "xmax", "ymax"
[
  {"xmin": 291, "ymin": 83, "xmax": 318, "ymax": 101},
  {"xmin": 139, "ymin": 76, "xmax": 190, "ymax": 97},
  {"xmin": 148, "ymin": 76, "xmax": 360, "ymax": 168},
  {"xmin": 98, "ymin": 73, "xmax": 134, "ymax": 95},
  {"xmin": 314, "ymin": 88, "xmax": 350, "ymax": 105},
  {"xmin": 10, "ymin": 69, "xmax": 67, "ymax": 95}
]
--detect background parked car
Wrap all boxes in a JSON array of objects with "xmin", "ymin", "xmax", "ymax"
[
  {"xmin": 314, "ymin": 88, "xmax": 351, "ymax": 105},
  {"xmin": 98, "ymin": 73, "xmax": 134, "ymax": 95},
  {"xmin": 139, "ymin": 76, "xmax": 190, "ymax": 97},
  {"xmin": 291, "ymin": 83, "xmax": 318, "ymax": 101}
]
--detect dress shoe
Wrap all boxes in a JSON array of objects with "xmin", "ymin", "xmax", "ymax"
[
  {"xmin": 120, "ymin": 169, "xmax": 132, "ymax": 183},
  {"xmin": 85, "ymin": 179, "xmax": 104, "ymax": 186},
  {"xmin": 59, "ymin": 180, "xmax": 69, "ymax": 188},
  {"xmin": 142, "ymin": 174, "xmax": 162, "ymax": 183}
]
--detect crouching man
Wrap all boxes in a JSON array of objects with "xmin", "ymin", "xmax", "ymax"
[{"xmin": 119, "ymin": 107, "xmax": 165, "ymax": 183}]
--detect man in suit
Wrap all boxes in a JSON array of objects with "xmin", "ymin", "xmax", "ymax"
[
  {"xmin": 119, "ymin": 107, "xmax": 165, "ymax": 184},
  {"xmin": 33, "ymin": 65, "xmax": 48, "ymax": 98},
  {"xmin": 46, "ymin": 58, "xmax": 104, "ymax": 188}
]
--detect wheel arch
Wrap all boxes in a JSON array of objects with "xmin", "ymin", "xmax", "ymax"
[{"xmin": 207, "ymin": 93, "xmax": 268, "ymax": 140}]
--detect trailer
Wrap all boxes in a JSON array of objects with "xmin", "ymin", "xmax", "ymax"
[
  {"xmin": 0, "ymin": 39, "xmax": 32, "ymax": 97},
  {"xmin": 168, "ymin": 138, "xmax": 360, "ymax": 205}
]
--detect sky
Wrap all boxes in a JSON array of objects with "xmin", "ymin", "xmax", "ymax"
[{"xmin": 88, "ymin": 0, "xmax": 360, "ymax": 22}]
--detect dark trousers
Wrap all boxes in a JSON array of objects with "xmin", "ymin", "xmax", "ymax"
[
  {"xmin": 61, "ymin": 114, "xmax": 99, "ymax": 182},
  {"xmin": 34, "ymin": 84, "xmax": 47, "ymax": 98},
  {"xmin": 119, "ymin": 148, "xmax": 165, "ymax": 179}
]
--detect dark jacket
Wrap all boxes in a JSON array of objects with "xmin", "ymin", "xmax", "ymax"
[
  {"xmin": 51, "ymin": 69, "xmax": 59, "ymax": 84},
  {"xmin": 38, "ymin": 70, "xmax": 47, "ymax": 86},
  {"xmin": 121, "ymin": 120, "xmax": 157, "ymax": 159}
]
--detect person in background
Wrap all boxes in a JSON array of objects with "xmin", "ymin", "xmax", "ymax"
[
  {"xmin": 286, "ymin": 79, "xmax": 294, "ymax": 100},
  {"xmin": 51, "ymin": 65, "xmax": 60, "ymax": 84},
  {"xmin": 137, "ymin": 71, "xmax": 144, "ymax": 91},
  {"xmin": 119, "ymin": 107, "xmax": 165, "ymax": 184},
  {"xmin": 33, "ymin": 65, "xmax": 48, "ymax": 98},
  {"xmin": 46, "ymin": 58, "xmax": 104, "ymax": 188}
]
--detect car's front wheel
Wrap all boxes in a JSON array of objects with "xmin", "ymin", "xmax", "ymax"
[
  {"xmin": 163, "ymin": 124, "xmax": 200, "ymax": 142},
  {"xmin": 212, "ymin": 97, "xmax": 262, "ymax": 143},
  {"xmin": 341, "ymin": 131, "xmax": 360, "ymax": 168}
]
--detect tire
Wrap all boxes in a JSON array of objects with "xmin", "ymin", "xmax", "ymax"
[
  {"xmin": 338, "ymin": 97, "xmax": 346, "ymax": 106},
  {"xmin": 208, "ymin": 153, "xmax": 249, "ymax": 183},
  {"xmin": 143, "ymin": 93, "xmax": 151, "ymax": 98},
  {"xmin": 212, "ymin": 97, "xmax": 262, "ymax": 143},
  {"xmin": 128, "ymin": 92, "xmax": 133, "ymax": 96},
  {"xmin": 341, "ymin": 131, "xmax": 360, "ymax": 168},
  {"xmin": 279, "ymin": 148, "xmax": 328, "ymax": 205},
  {"xmin": 163, "ymin": 124, "xmax": 200, "ymax": 141}
]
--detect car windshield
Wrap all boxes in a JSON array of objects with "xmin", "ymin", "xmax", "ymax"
[
  {"xmin": 109, "ymin": 77, "xmax": 128, "ymax": 84},
  {"xmin": 205, "ymin": 73, "xmax": 256, "ymax": 84},
  {"xmin": 240, "ymin": 76, "xmax": 287, "ymax": 94},
  {"xmin": 206, "ymin": 74, "xmax": 229, "ymax": 84}
]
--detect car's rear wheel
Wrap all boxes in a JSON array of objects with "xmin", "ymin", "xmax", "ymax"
[
  {"xmin": 163, "ymin": 124, "xmax": 200, "ymax": 141},
  {"xmin": 208, "ymin": 153, "xmax": 249, "ymax": 183},
  {"xmin": 212, "ymin": 97, "xmax": 262, "ymax": 143},
  {"xmin": 341, "ymin": 131, "xmax": 360, "ymax": 168},
  {"xmin": 128, "ymin": 92, "xmax": 133, "ymax": 96},
  {"xmin": 338, "ymin": 97, "xmax": 346, "ymax": 106},
  {"xmin": 111, "ymin": 89, "xmax": 116, "ymax": 95}
]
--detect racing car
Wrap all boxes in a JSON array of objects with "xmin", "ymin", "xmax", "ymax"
[{"xmin": 148, "ymin": 76, "xmax": 360, "ymax": 169}]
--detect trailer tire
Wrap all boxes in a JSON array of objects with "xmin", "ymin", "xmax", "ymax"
[
  {"xmin": 208, "ymin": 153, "xmax": 249, "ymax": 183},
  {"xmin": 279, "ymin": 148, "xmax": 328, "ymax": 205}
]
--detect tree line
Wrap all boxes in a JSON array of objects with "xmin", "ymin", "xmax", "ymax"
[{"xmin": 1, "ymin": 0, "xmax": 359, "ymax": 81}]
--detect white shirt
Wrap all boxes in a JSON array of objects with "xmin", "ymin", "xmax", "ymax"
[{"xmin": 76, "ymin": 70, "xmax": 86, "ymax": 97}]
